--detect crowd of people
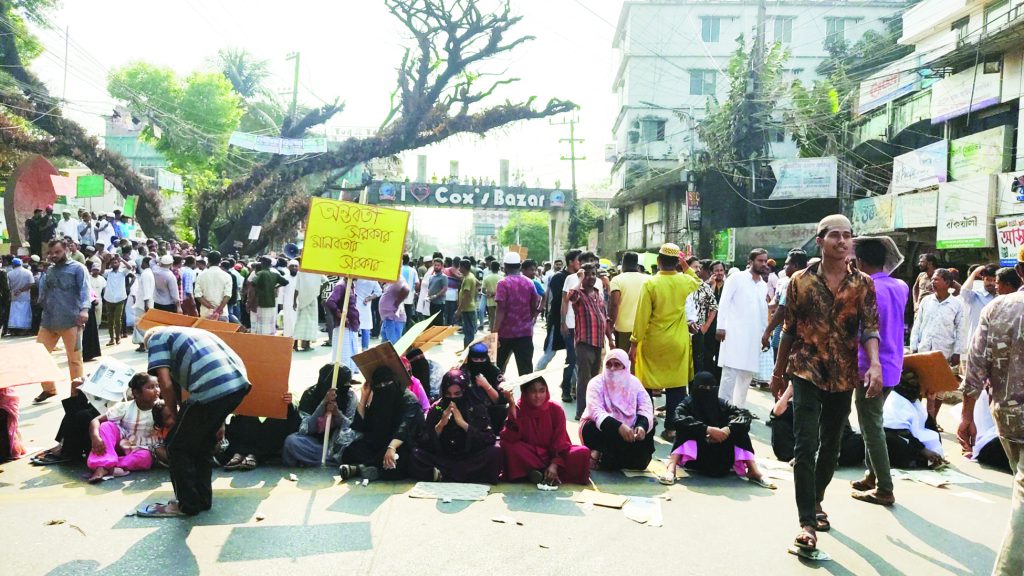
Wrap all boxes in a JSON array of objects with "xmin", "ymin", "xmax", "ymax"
[{"xmin": 1, "ymin": 210, "xmax": 1022, "ymax": 572}]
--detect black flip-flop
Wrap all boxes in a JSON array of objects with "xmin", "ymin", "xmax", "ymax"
[{"xmin": 815, "ymin": 512, "xmax": 831, "ymax": 532}]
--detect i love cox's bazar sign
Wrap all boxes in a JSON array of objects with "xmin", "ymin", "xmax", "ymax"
[{"xmin": 364, "ymin": 181, "xmax": 569, "ymax": 210}]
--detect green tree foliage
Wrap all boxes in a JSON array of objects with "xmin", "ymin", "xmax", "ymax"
[
  {"xmin": 215, "ymin": 48, "xmax": 284, "ymax": 134},
  {"xmin": 499, "ymin": 211, "xmax": 549, "ymax": 262},
  {"xmin": 568, "ymin": 200, "xmax": 602, "ymax": 249}
]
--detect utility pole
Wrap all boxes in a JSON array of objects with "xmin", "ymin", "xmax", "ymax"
[
  {"xmin": 62, "ymin": 27, "xmax": 68, "ymax": 103},
  {"xmin": 551, "ymin": 114, "xmax": 586, "ymax": 258},
  {"xmin": 745, "ymin": 0, "xmax": 768, "ymax": 224},
  {"xmin": 286, "ymin": 52, "xmax": 301, "ymax": 120}
]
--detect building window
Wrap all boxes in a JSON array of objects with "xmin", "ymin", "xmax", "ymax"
[
  {"xmin": 639, "ymin": 118, "xmax": 666, "ymax": 143},
  {"xmin": 773, "ymin": 16, "xmax": 794, "ymax": 43},
  {"xmin": 701, "ymin": 17, "xmax": 721, "ymax": 42},
  {"xmin": 825, "ymin": 17, "xmax": 857, "ymax": 46},
  {"xmin": 985, "ymin": 0, "xmax": 1010, "ymax": 32},
  {"xmin": 951, "ymin": 16, "xmax": 970, "ymax": 43},
  {"xmin": 768, "ymin": 128, "xmax": 786, "ymax": 143},
  {"xmin": 689, "ymin": 69, "xmax": 717, "ymax": 95}
]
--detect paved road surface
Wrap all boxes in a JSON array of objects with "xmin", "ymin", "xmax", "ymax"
[{"xmin": 0, "ymin": 329, "xmax": 1011, "ymax": 575}]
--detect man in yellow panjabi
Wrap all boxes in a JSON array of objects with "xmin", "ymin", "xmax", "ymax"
[{"xmin": 629, "ymin": 243, "xmax": 701, "ymax": 440}]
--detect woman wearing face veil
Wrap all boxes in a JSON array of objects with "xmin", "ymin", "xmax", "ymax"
[
  {"xmin": 280, "ymin": 364, "xmax": 357, "ymax": 467},
  {"xmin": 460, "ymin": 342, "xmax": 507, "ymax": 432},
  {"xmin": 411, "ymin": 369, "xmax": 502, "ymax": 483},
  {"xmin": 339, "ymin": 366, "xmax": 423, "ymax": 480},
  {"xmin": 661, "ymin": 372, "xmax": 774, "ymax": 488},
  {"xmin": 501, "ymin": 375, "xmax": 590, "ymax": 485},
  {"xmin": 579, "ymin": 349, "xmax": 655, "ymax": 471}
]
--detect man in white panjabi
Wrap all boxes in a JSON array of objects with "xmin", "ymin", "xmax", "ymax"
[
  {"xmin": 715, "ymin": 249, "xmax": 770, "ymax": 408},
  {"xmin": 281, "ymin": 260, "xmax": 300, "ymax": 338},
  {"xmin": 291, "ymin": 267, "xmax": 324, "ymax": 351}
]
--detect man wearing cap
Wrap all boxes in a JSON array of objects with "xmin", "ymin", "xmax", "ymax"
[
  {"xmin": 629, "ymin": 243, "xmax": 701, "ymax": 434},
  {"xmin": 152, "ymin": 254, "xmax": 181, "ymax": 314},
  {"xmin": 34, "ymin": 239, "xmax": 91, "ymax": 403},
  {"xmin": 95, "ymin": 213, "xmax": 116, "ymax": 250},
  {"xmin": 849, "ymin": 236, "xmax": 908, "ymax": 508},
  {"xmin": 6, "ymin": 257, "xmax": 33, "ymax": 336},
  {"xmin": 57, "ymin": 210, "xmax": 79, "ymax": 243},
  {"xmin": 77, "ymin": 212, "xmax": 96, "ymax": 247},
  {"xmin": 959, "ymin": 244, "xmax": 1024, "ymax": 575},
  {"xmin": 281, "ymin": 260, "xmax": 301, "ymax": 339},
  {"xmin": 771, "ymin": 214, "xmax": 883, "ymax": 552},
  {"xmin": 716, "ymin": 248, "xmax": 770, "ymax": 409},
  {"xmin": 494, "ymin": 251, "xmax": 541, "ymax": 376}
]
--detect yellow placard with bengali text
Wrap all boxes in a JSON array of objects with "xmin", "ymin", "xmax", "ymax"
[{"xmin": 300, "ymin": 197, "xmax": 410, "ymax": 282}]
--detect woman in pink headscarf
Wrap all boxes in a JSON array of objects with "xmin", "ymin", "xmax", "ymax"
[
  {"xmin": 0, "ymin": 387, "xmax": 26, "ymax": 462},
  {"xmin": 500, "ymin": 376, "xmax": 590, "ymax": 486},
  {"xmin": 579, "ymin": 349, "xmax": 655, "ymax": 471}
]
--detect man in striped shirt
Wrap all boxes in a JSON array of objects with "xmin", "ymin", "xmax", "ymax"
[
  {"xmin": 568, "ymin": 263, "xmax": 611, "ymax": 420},
  {"xmin": 140, "ymin": 327, "xmax": 250, "ymax": 517}
]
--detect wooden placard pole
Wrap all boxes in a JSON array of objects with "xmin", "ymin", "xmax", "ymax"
[{"xmin": 321, "ymin": 187, "xmax": 368, "ymax": 465}]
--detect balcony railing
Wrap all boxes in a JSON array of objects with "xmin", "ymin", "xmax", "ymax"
[{"xmin": 957, "ymin": 2, "xmax": 1024, "ymax": 48}]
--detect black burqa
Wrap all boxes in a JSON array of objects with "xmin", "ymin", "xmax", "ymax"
[
  {"xmin": 461, "ymin": 343, "xmax": 508, "ymax": 432},
  {"xmin": 672, "ymin": 371, "xmax": 755, "ymax": 476},
  {"xmin": 299, "ymin": 364, "xmax": 352, "ymax": 415},
  {"xmin": 342, "ymin": 366, "xmax": 423, "ymax": 480},
  {"xmin": 405, "ymin": 347, "xmax": 433, "ymax": 398}
]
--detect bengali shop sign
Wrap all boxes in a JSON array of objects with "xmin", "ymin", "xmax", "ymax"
[
  {"xmin": 300, "ymin": 198, "xmax": 410, "ymax": 282},
  {"xmin": 949, "ymin": 126, "xmax": 1013, "ymax": 181},
  {"xmin": 853, "ymin": 195, "xmax": 895, "ymax": 235},
  {"xmin": 995, "ymin": 215, "xmax": 1024, "ymax": 266},
  {"xmin": 891, "ymin": 140, "xmax": 947, "ymax": 193},
  {"xmin": 894, "ymin": 190, "xmax": 938, "ymax": 229},
  {"xmin": 930, "ymin": 65, "xmax": 1002, "ymax": 124},
  {"xmin": 858, "ymin": 67, "xmax": 918, "ymax": 115},
  {"xmin": 936, "ymin": 178, "xmax": 995, "ymax": 249}
]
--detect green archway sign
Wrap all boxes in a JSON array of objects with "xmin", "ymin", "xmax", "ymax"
[{"xmin": 347, "ymin": 181, "xmax": 572, "ymax": 210}]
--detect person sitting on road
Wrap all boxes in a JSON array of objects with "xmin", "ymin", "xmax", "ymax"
[
  {"xmin": 0, "ymin": 387, "xmax": 25, "ymax": 463},
  {"xmin": 579, "ymin": 349, "xmax": 655, "ymax": 471},
  {"xmin": 220, "ymin": 391, "xmax": 301, "ymax": 472},
  {"xmin": 968, "ymin": 389, "xmax": 1011, "ymax": 473},
  {"xmin": 411, "ymin": 369, "xmax": 502, "ymax": 483},
  {"xmin": 882, "ymin": 372, "xmax": 947, "ymax": 470},
  {"xmin": 86, "ymin": 373, "xmax": 164, "ymax": 483},
  {"xmin": 661, "ymin": 372, "xmax": 774, "ymax": 489},
  {"xmin": 768, "ymin": 382, "xmax": 866, "ymax": 467},
  {"xmin": 31, "ymin": 377, "xmax": 121, "ymax": 466},
  {"xmin": 500, "ymin": 375, "xmax": 590, "ymax": 486},
  {"xmin": 460, "ymin": 341, "xmax": 507, "ymax": 432},
  {"xmin": 282, "ymin": 364, "xmax": 358, "ymax": 467},
  {"xmin": 338, "ymin": 366, "xmax": 423, "ymax": 481},
  {"xmin": 405, "ymin": 347, "xmax": 443, "ymax": 400},
  {"xmin": 401, "ymin": 356, "xmax": 431, "ymax": 412}
]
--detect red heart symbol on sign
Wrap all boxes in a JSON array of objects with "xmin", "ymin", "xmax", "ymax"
[{"xmin": 411, "ymin": 186, "xmax": 431, "ymax": 202}]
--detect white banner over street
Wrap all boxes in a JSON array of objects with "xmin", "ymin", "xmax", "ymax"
[
  {"xmin": 768, "ymin": 157, "xmax": 838, "ymax": 200},
  {"xmin": 229, "ymin": 131, "xmax": 328, "ymax": 155}
]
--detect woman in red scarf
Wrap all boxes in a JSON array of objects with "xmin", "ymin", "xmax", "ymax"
[{"xmin": 501, "ymin": 376, "xmax": 590, "ymax": 486}]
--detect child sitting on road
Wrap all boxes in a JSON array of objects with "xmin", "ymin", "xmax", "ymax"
[{"xmin": 86, "ymin": 373, "xmax": 163, "ymax": 483}]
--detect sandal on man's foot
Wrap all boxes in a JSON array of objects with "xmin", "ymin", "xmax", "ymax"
[
  {"xmin": 237, "ymin": 455, "xmax": 257, "ymax": 471},
  {"xmin": 794, "ymin": 526, "xmax": 817, "ymax": 551},
  {"xmin": 851, "ymin": 476, "xmax": 875, "ymax": 491},
  {"xmin": 851, "ymin": 489, "xmax": 895, "ymax": 507},
  {"xmin": 815, "ymin": 512, "xmax": 831, "ymax": 532},
  {"xmin": 223, "ymin": 454, "xmax": 245, "ymax": 471},
  {"xmin": 137, "ymin": 502, "xmax": 186, "ymax": 518},
  {"xmin": 33, "ymin": 391, "xmax": 57, "ymax": 404}
]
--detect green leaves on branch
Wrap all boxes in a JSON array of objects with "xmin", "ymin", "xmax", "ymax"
[{"xmin": 499, "ymin": 211, "xmax": 549, "ymax": 261}]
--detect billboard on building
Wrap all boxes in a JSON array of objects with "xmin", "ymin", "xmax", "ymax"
[
  {"xmin": 891, "ymin": 140, "xmax": 947, "ymax": 193},
  {"xmin": 936, "ymin": 177, "xmax": 996, "ymax": 249},
  {"xmin": 894, "ymin": 190, "xmax": 938, "ymax": 229},
  {"xmin": 768, "ymin": 157, "xmax": 837, "ymax": 200},
  {"xmin": 930, "ymin": 65, "xmax": 1002, "ymax": 124},
  {"xmin": 858, "ymin": 65, "xmax": 919, "ymax": 115},
  {"xmin": 949, "ymin": 126, "xmax": 1014, "ymax": 181},
  {"xmin": 996, "ymin": 172, "xmax": 1024, "ymax": 215},
  {"xmin": 853, "ymin": 195, "xmax": 895, "ymax": 235},
  {"xmin": 995, "ymin": 214, "xmax": 1024, "ymax": 266}
]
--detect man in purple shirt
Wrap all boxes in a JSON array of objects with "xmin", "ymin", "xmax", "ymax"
[
  {"xmin": 378, "ymin": 279, "xmax": 409, "ymax": 346},
  {"xmin": 326, "ymin": 279, "xmax": 362, "ymax": 373},
  {"xmin": 851, "ymin": 236, "xmax": 909, "ymax": 507},
  {"xmin": 493, "ymin": 252, "xmax": 541, "ymax": 376}
]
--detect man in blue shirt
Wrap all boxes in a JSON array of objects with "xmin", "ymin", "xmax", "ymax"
[
  {"xmin": 139, "ymin": 326, "xmax": 250, "ymax": 517},
  {"xmin": 34, "ymin": 238, "xmax": 90, "ymax": 403}
]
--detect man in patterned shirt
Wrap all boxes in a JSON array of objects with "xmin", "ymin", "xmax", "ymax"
[
  {"xmin": 959, "ymin": 246, "xmax": 1024, "ymax": 576},
  {"xmin": 568, "ymin": 263, "xmax": 611, "ymax": 420},
  {"xmin": 494, "ymin": 252, "xmax": 541, "ymax": 377},
  {"xmin": 139, "ymin": 326, "xmax": 251, "ymax": 517},
  {"xmin": 771, "ymin": 214, "xmax": 883, "ymax": 553},
  {"xmin": 686, "ymin": 257, "xmax": 718, "ymax": 373}
]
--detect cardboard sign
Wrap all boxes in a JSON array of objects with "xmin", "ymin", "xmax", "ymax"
[
  {"xmin": 50, "ymin": 175, "xmax": 76, "ymax": 197},
  {"xmin": 352, "ymin": 342, "xmax": 412, "ymax": 390},
  {"xmin": 509, "ymin": 243, "xmax": 528, "ymax": 261},
  {"xmin": 393, "ymin": 313, "xmax": 458, "ymax": 354},
  {"xmin": 0, "ymin": 342, "xmax": 65, "ymax": 389},
  {"xmin": 248, "ymin": 225, "xmax": 261, "ymax": 241},
  {"xmin": 902, "ymin": 351, "xmax": 959, "ymax": 396},
  {"xmin": 136, "ymin": 310, "xmax": 287, "ymax": 419},
  {"xmin": 214, "ymin": 332, "xmax": 292, "ymax": 419},
  {"xmin": 122, "ymin": 196, "xmax": 138, "ymax": 218},
  {"xmin": 78, "ymin": 357, "xmax": 135, "ymax": 401},
  {"xmin": 300, "ymin": 198, "xmax": 410, "ymax": 282}
]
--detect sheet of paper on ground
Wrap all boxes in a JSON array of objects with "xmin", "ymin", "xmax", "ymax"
[
  {"xmin": 407, "ymin": 482, "xmax": 490, "ymax": 501},
  {"xmin": 0, "ymin": 342, "xmax": 65, "ymax": 388}
]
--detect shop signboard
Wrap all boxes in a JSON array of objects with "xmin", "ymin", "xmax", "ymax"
[
  {"xmin": 930, "ymin": 64, "xmax": 1002, "ymax": 124},
  {"xmin": 936, "ymin": 177, "xmax": 996, "ymax": 249},
  {"xmin": 995, "ymin": 214, "xmax": 1024, "ymax": 266},
  {"xmin": 853, "ymin": 195, "xmax": 895, "ymax": 235},
  {"xmin": 894, "ymin": 190, "xmax": 938, "ymax": 229},
  {"xmin": 949, "ymin": 126, "xmax": 1013, "ymax": 181},
  {"xmin": 732, "ymin": 223, "xmax": 817, "ymax": 263},
  {"xmin": 712, "ymin": 228, "xmax": 735, "ymax": 263},
  {"xmin": 768, "ymin": 157, "xmax": 837, "ymax": 200},
  {"xmin": 858, "ymin": 66, "xmax": 919, "ymax": 115},
  {"xmin": 891, "ymin": 140, "xmax": 947, "ymax": 193}
]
